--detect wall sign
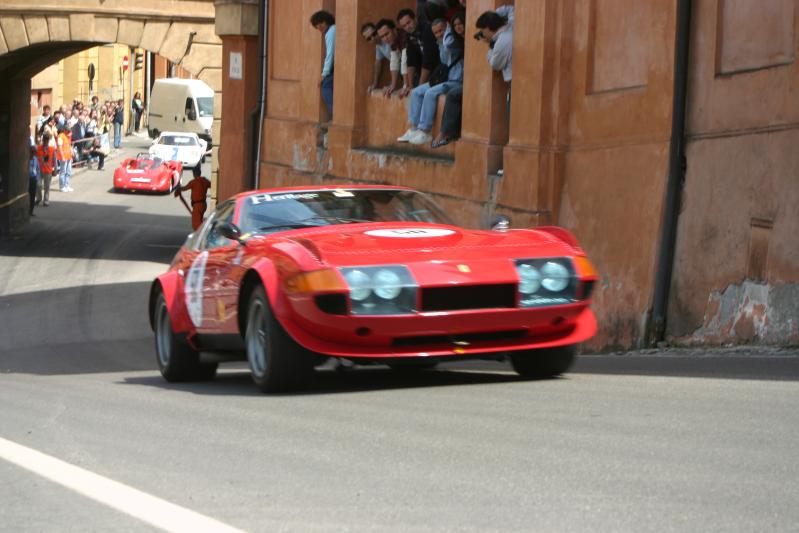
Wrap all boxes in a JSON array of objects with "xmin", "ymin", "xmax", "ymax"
[{"xmin": 229, "ymin": 52, "xmax": 243, "ymax": 80}]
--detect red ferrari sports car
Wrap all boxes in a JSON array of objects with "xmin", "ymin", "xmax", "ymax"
[
  {"xmin": 113, "ymin": 153, "xmax": 182, "ymax": 193},
  {"xmin": 149, "ymin": 186, "xmax": 599, "ymax": 392}
]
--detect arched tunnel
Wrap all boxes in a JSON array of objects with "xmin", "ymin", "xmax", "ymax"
[{"xmin": 0, "ymin": 41, "xmax": 106, "ymax": 236}]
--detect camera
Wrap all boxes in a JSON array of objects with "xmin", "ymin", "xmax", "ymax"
[{"xmin": 473, "ymin": 30, "xmax": 484, "ymax": 41}]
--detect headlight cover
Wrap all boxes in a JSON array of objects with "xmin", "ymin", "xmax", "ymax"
[
  {"xmin": 339, "ymin": 265, "xmax": 417, "ymax": 315},
  {"xmin": 514, "ymin": 258, "xmax": 577, "ymax": 307}
]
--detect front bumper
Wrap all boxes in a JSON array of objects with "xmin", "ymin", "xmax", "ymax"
[{"xmin": 278, "ymin": 297, "xmax": 597, "ymax": 359}]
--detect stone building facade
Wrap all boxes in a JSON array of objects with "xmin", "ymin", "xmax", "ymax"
[{"xmin": 219, "ymin": 0, "xmax": 798, "ymax": 350}]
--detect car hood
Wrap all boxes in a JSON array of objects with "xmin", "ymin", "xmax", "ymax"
[{"xmin": 280, "ymin": 223, "xmax": 576, "ymax": 268}]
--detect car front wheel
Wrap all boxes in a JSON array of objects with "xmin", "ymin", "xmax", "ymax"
[
  {"xmin": 509, "ymin": 345, "xmax": 576, "ymax": 378},
  {"xmin": 154, "ymin": 292, "xmax": 217, "ymax": 382},
  {"xmin": 245, "ymin": 286, "xmax": 314, "ymax": 393}
]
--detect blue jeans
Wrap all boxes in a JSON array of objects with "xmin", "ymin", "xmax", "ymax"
[
  {"xmin": 321, "ymin": 74, "xmax": 334, "ymax": 116},
  {"xmin": 408, "ymin": 81, "xmax": 460, "ymax": 132},
  {"xmin": 59, "ymin": 159, "xmax": 72, "ymax": 189},
  {"xmin": 113, "ymin": 122, "xmax": 122, "ymax": 148}
]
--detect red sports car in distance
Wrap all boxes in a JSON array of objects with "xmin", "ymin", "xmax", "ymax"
[
  {"xmin": 114, "ymin": 153, "xmax": 182, "ymax": 193},
  {"xmin": 149, "ymin": 186, "xmax": 599, "ymax": 393}
]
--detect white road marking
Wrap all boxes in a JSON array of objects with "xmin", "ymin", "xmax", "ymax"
[{"xmin": 0, "ymin": 437, "xmax": 245, "ymax": 533}]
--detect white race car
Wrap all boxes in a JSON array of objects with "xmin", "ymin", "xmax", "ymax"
[{"xmin": 149, "ymin": 131, "xmax": 208, "ymax": 169}]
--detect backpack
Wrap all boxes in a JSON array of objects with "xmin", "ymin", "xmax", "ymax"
[{"xmin": 428, "ymin": 63, "xmax": 450, "ymax": 87}]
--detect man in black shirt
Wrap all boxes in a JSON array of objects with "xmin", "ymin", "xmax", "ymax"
[{"xmin": 397, "ymin": 8, "xmax": 440, "ymax": 94}]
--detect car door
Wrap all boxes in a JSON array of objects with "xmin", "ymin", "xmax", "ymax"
[{"xmin": 197, "ymin": 201, "xmax": 239, "ymax": 332}]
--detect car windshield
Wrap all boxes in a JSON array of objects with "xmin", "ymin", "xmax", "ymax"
[
  {"xmin": 159, "ymin": 135, "xmax": 196, "ymax": 146},
  {"xmin": 133, "ymin": 154, "xmax": 163, "ymax": 169},
  {"xmin": 237, "ymin": 189, "xmax": 456, "ymax": 234},
  {"xmin": 196, "ymin": 97, "xmax": 213, "ymax": 117}
]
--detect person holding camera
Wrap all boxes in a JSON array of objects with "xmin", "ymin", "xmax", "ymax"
[{"xmin": 475, "ymin": 5, "xmax": 514, "ymax": 83}]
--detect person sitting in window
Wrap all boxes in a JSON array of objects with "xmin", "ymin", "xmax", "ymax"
[
  {"xmin": 398, "ymin": 16, "xmax": 464, "ymax": 146},
  {"xmin": 432, "ymin": 11, "xmax": 466, "ymax": 148},
  {"xmin": 397, "ymin": 8, "xmax": 440, "ymax": 88}
]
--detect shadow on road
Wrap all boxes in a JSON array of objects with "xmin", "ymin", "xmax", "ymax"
[
  {"xmin": 120, "ymin": 366, "xmax": 535, "ymax": 397},
  {"xmin": 0, "ymin": 199, "xmax": 189, "ymax": 263},
  {"xmin": 0, "ymin": 282, "xmax": 155, "ymax": 375}
]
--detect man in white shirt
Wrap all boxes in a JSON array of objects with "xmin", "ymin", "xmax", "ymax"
[
  {"xmin": 311, "ymin": 10, "xmax": 336, "ymax": 117},
  {"xmin": 362, "ymin": 22, "xmax": 393, "ymax": 93}
]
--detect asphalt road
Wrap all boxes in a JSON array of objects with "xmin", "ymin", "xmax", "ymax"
[{"xmin": 1, "ymin": 138, "xmax": 798, "ymax": 532}]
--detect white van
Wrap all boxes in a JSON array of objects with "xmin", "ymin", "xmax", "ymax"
[{"xmin": 147, "ymin": 78, "xmax": 214, "ymax": 145}]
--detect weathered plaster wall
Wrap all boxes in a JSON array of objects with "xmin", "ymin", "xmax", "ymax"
[{"xmin": 668, "ymin": 0, "xmax": 799, "ymax": 346}]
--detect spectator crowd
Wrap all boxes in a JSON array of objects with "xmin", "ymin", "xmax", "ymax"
[
  {"xmin": 27, "ymin": 96, "xmax": 127, "ymax": 215},
  {"xmin": 310, "ymin": 0, "xmax": 514, "ymax": 150}
]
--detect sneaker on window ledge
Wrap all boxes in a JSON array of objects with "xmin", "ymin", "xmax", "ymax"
[
  {"xmin": 397, "ymin": 128, "xmax": 417, "ymax": 143},
  {"xmin": 409, "ymin": 130, "xmax": 432, "ymax": 145}
]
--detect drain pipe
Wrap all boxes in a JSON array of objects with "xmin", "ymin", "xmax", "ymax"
[
  {"xmin": 647, "ymin": 0, "xmax": 692, "ymax": 346},
  {"xmin": 251, "ymin": 0, "xmax": 268, "ymax": 190}
]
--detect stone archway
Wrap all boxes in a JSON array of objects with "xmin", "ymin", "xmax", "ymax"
[{"xmin": 0, "ymin": 3, "xmax": 222, "ymax": 236}]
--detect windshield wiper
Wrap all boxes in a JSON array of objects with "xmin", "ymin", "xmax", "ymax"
[{"xmin": 257, "ymin": 222, "xmax": 322, "ymax": 232}]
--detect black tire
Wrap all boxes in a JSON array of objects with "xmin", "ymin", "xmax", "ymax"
[
  {"xmin": 510, "ymin": 345, "xmax": 576, "ymax": 378},
  {"xmin": 153, "ymin": 292, "xmax": 218, "ymax": 382},
  {"xmin": 244, "ymin": 286, "xmax": 315, "ymax": 393}
]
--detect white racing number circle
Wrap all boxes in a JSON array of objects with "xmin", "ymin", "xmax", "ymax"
[
  {"xmin": 184, "ymin": 251, "xmax": 209, "ymax": 328},
  {"xmin": 365, "ymin": 228, "xmax": 455, "ymax": 238}
]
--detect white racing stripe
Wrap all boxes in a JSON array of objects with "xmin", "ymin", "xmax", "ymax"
[{"xmin": 0, "ymin": 437, "xmax": 245, "ymax": 533}]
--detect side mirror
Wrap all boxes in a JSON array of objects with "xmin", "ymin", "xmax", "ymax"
[
  {"xmin": 187, "ymin": 110, "xmax": 197, "ymax": 121},
  {"xmin": 219, "ymin": 221, "xmax": 245, "ymax": 244},
  {"xmin": 491, "ymin": 215, "xmax": 511, "ymax": 231}
]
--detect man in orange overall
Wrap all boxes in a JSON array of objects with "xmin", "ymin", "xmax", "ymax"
[
  {"xmin": 57, "ymin": 127, "xmax": 73, "ymax": 192},
  {"xmin": 177, "ymin": 165, "xmax": 212, "ymax": 230}
]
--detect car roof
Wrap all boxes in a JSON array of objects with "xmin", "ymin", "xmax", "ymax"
[{"xmin": 229, "ymin": 185, "xmax": 417, "ymax": 203}]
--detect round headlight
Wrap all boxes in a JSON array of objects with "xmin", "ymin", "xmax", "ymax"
[
  {"xmin": 518, "ymin": 264, "xmax": 541, "ymax": 294},
  {"xmin": 541, "ymin": 261, "xmax": 570, "ymax": 292},
  {"xmin": 373, "ymin": 269, "xmax": 402, "ymax": 300},
  {"xmin": 345, "ymin": 269, "xmax": 372, "ymax": 301}
]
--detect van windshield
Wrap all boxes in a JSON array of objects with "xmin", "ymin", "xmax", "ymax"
[{"xmin": 197, "ymin": 97, "xmax": 213, "ymax": 118}]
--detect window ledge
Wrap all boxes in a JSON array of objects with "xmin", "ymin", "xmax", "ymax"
[{"xmin": 351, "ymin": 146, "xmax": 455, "ymax": 165}]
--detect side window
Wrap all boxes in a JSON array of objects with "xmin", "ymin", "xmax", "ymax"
[
  {"xmin": 185, "ymin": 98, "xmax": 197, "ymax": 120},
  {"xmin": 201, "ymin": 202, "xmax": 236, "ymax": 250}
]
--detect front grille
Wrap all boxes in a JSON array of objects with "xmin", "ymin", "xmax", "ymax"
[
  {"xmin": 392, "ymin": 329, "xmax": 527, "ymax": 347},
  {"xmin": 420, "ymin": 284, "xmax": 517, "ymax": 312}
]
